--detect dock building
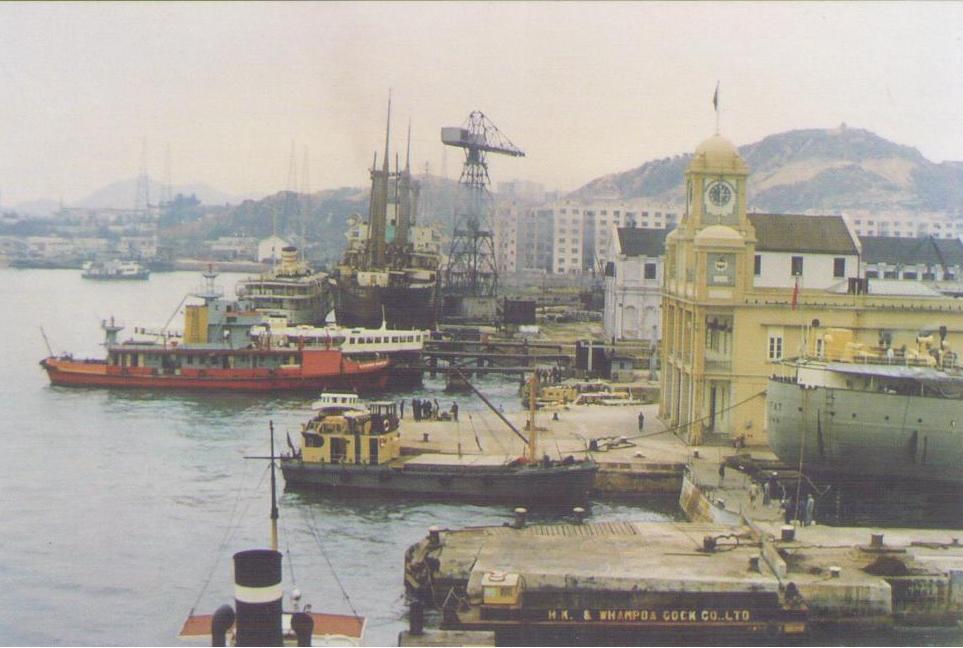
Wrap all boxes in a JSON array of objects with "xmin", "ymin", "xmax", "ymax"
[{"xmin": 659, "ymin": 134, "xmax": 963, "ymax": 446}]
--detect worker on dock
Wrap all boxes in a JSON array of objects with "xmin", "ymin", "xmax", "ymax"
[
  {"xmin": 400, "ymin": 400, "xmax": 406, "ymax": 419},
  {"xmin": 637, "ymin": 411, "xmax": 645, "ymax": 432},
  {"xmin": 450, "ymin": 402, "xmax": 459, "ymax": 421},
  {"xmin": 718, "ymin": 461, "xmax": 726, "ymax": 487},
  {"xmin": 805, "ymin": 493, "xmax": 816, "ymax": 526}
]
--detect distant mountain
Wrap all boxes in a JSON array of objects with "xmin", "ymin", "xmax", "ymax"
[
  {"xmin": 74, "ymin": 176, "xmax": 249, "ymax": 209},
  {"xmin": 161, "ymin": 175, "xmax": 463, "ymax": 265},
  {"xmin": 570, "ymin": 126, "xmax": 963, "ymax": 214},
  {"xmin": 12, "ymin": 198, "xmax": 62, "ymax": 216}
]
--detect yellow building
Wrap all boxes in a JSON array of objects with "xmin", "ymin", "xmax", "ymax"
[{"xmin": 660, "ymin": 134, "xmax": 963, "ymax": 446}]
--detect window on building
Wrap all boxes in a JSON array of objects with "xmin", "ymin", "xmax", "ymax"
[
  {"xmin": 791, "ymin": 256, "xmax": 804, "ymax": 276},
  {"xmin": 883, "ymin": 270, "xmax": 898, "ymax": 279},
  {"xmin": 903, "ymin": 271, "xmax": 918, "ymax": 280},
  {"xmin": 754, "ymin": 255, "xmax": 761, "ymax": 276},
  {"xmin": 768, "ymin": 333, "xmax": 784, "ymax": 361},
  {"xmin": 833, "ymin": 257, "xmax": 846, "ymax": 278},
  {"xmin": 865, "ymin": 270, "xmax": 879, "ymax": 279},
  {"xmin": 644, "ymin": 263, "xmax": 656, "ymax": 279}
]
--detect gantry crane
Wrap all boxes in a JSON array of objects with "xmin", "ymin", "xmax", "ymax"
[{"xmin": 440, "ymin": 111, "xmax": 524, "ymax": 307}]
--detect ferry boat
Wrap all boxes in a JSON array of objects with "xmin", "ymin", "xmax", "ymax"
[
  {"xmin": 81, "ymin": 259, "xmax": 150, "ymax": 280},
  {"xmin": 179, "ymin": 426, "xmax": 365, "ymax": 645},
  {"xmin": 767, "ymin": 327, "xmax": 963, "ymax": 484},
  {"xmin": 236, "ymin": 246, "xmax": 331, "ymax": 325},
  {"xmin": 280, "ymin": 378, "xmax": 598, "ymax": 504},
  {"xmin": 249, "ymin": 320, "xmax": 427, "ymax": 386}
]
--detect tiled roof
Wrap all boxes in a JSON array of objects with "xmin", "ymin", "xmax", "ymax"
[
  {"xmin": 748, "ymin": 213, "xmax": 858, "ymax": 255},
  {"xmin": 616, "ymin": 227, "xmax": 669, "ymax": 257},
  {"xmin": 859, "ymin": 235, "xmax": 963, "ymax": 266}
]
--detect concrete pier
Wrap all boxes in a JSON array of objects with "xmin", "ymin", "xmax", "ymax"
[{"xmin": 396, "ymin": 400, "xmax": 688, "ymax": 496}]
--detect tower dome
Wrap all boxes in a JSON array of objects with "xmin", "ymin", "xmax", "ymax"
[{"xmin": 688, "ymin": 134, "xmax": 748, "ymax": 174}]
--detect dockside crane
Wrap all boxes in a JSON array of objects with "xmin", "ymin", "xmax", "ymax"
[{"xmin": 441, "ymin": 111, "xmax": 525, "ymax": 308}]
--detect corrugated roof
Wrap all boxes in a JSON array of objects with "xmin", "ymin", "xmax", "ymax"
[
  {"xmin": 616, "ymin": 227, "xmax": 669, "ymax": 257},
  {"xmin": 748, "ymin": 213, "xmax": 858, "ymax": 255},
  {"xmin": 859, "ymin": 235, "xmax": 963, "ymax": 266}
]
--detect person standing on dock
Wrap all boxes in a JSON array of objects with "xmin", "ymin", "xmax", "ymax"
[
  {"xmin": 718, "ymin": 461, "xmax": 726, "ymax": 487},
  {"xmin": 413, "ymin": 398, "xmax": 421, "ymax": 421},
  {"xmin": 805, "ymin": 493, "xmax": 815, "ymax": 526},
  {"xmin": 400, "ymin": 400, "xmax": 405, "ymax": 419},
  {"xmin": 637, "ymin": 411, "xmax": 645, "ymax": 432},
  {"xmin": 749, "ymin": 482, "xmax": 759, "ymax": 508},
  {"xmin": 451, "ymin": 402, "xmax": 459, "ymax": 421}
]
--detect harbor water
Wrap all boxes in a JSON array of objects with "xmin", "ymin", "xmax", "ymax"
[{"xmin": 0, "ymin": 269, "xmax": 677, "ymax": 646}]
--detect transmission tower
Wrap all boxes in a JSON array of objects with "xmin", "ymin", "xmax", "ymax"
[
  {"xmin": 134, "ymin": 138, "xmax": 151, "ymax": 213},
  {"xmin": 440, "ymin": 111, "xmax": 524, "ymax": 299},
  {"xmin": 159, "ymin": 144, "xmax": 173, "ymax": 206}
]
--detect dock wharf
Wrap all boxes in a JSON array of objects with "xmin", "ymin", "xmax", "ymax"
[
  {"xmin": 419, "ymin": 339, "xmax": 572, "ymax": 377},
  {"xmin": 396, "ymin": 403, "xmax": 963, "ymax": 645},
  {"xmin": 396, "ymin": 401, "xmax": 687, "ymax": 495}
]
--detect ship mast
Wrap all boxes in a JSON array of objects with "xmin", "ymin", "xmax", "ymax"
[{"xmin": 269, "ymin": 422, "xmax": 279, "ymax": 552}]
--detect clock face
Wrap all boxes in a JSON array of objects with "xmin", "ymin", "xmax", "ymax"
[{"xmin": 704, "ymin": 179, "xmax": 736, "ymax": 220}]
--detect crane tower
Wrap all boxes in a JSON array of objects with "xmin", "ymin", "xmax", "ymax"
[{"xmin": 440, "ymin": 111, "xmax": 524, "ymax": 313}]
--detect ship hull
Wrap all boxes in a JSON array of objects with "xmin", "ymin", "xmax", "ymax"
[
  {"xmin": 40, "ymin": 353, "xmax": 390, "ymax": 393},
  {"xmin": 280, "ymin": 459, "xmax": 597, "ymax": 504},
  {"xmin": 335, "ymin": 283, "xmax": 436, "ymax": 330},
  {"xmin": 767, "ymin": 378, "xmax": 963, "ymax": 484}
]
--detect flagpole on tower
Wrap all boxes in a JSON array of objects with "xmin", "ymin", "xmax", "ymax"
[{"xmin": 713, "ymin": 81, "xmax": 720, "ymax": 135}]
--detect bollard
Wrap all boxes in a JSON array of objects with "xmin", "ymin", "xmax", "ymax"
[
  {"xmin": 290, "ymin": 612, "xmax": 313, "ymax": 647},
  {"xmin": 422, "ymin": 432, "xmax": 429, "ymax": 443},
  {"xmin": 513, "ymin": 507, "xmax": 528, "ymax": 529},
  {"xmin": 830, "ymin": 566, "xmax": 842, "ymax": 578},
  {"xmin": 749, "ymin": 555, "xmax": 761, "ymax": 572},
  {"xmin": 871, "ymin": 533, "xmax": 884, "ymax": 547},
  {"xmin": 211, "ymin": 604, "xmax": 236, "ymax": 647},
  {"xmin": 693, "ymin": 450, "xmax": 700, "ymax": 459},
  {"xmin": 573, "ymin": 507, "xmax": 586, "ymax": 524},
  {"xmin": 428, "ymin": 526, "xmax": 441, "ymax": 547},
  {"xmin": 780, "ymin": 525, "xmax": 796, "ymax": 542}
]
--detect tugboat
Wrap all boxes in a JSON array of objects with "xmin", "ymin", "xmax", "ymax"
[
  {"xmin": 81, "ymin": 259, "xmax": 150, "ymax": 280},
  {"xmin": 280, "ymin": 374, "xmax": 598, "ymax": 504},
  {"xmin": 332, "ymin": 98, "xmax": 441, "ymax": 330},
  {"xmin": 179, "ymin": 426, "xmax": 365, "ymax": 645},
  {"xmin": 768, "ymin": 326, "xmax": 963, "ymax": 484}
]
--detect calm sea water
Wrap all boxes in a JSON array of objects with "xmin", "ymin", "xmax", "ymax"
[{"xmin": 0, "ymin": 269, "xmax": 676, "ymax": 646}]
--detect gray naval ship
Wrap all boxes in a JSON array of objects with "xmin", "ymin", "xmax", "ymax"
[{"xmin": 767, "ymin": 328, "xmax": 963, "ymax": 484}]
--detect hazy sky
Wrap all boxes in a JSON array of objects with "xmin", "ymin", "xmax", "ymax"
[{"xmin": 2, "ymin": 1, "xmax": 963, "ymax": 206}]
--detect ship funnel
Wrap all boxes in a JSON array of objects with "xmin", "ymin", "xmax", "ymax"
[
  {"xmin": 279, "ymin": 246, "xmax": 300, "ymax": 274},
  {"xmin": 233, "ymin": 549, "xmax": 283, "ymax": 646}
]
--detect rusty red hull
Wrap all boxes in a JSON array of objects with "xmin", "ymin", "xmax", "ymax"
[{"xmin": 40, "ymin": 351, "xmax": 390, "ymax": 393}]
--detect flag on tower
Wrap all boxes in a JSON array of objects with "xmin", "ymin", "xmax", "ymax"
[{"xmin": 713, "ymin": 82, "xmax": 719, "ymax": 111}]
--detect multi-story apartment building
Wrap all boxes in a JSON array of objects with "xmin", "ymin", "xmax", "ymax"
[{"xmin": 843, "ymin": 210, "xmax": 963, "ymax": 240}]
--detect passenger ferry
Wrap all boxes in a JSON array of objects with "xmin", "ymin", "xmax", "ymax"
[
  {"xmin": 81, "ymin": 259, "xmax": 150, "ymax": 280},
  {"xmin": 236, "ymin": 246, "xmax": 331, "ymax": 325}
]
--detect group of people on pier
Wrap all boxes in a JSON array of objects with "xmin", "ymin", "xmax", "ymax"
[{"xmin": 404, "ymin": 398, "xmax": 459, "ymax": 422}]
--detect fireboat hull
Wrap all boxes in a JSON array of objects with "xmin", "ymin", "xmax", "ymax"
[{"xmin": 39, "ymin": 354, "xmax": 390, "ymax": 393}]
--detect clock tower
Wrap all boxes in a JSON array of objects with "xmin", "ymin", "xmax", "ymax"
[{"xmin": 661, "ymin": 133, "xmax": 756, "ymax": 445}]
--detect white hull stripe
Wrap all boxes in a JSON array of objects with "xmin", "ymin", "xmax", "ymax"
[{"xmin": 235, "ymin": 583, "xmax": 283, "ymax": 604}]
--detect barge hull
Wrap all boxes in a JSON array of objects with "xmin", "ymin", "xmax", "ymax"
[{"xmin": 280, "ymin": 461, "xmax": 597, "ymax": 504}]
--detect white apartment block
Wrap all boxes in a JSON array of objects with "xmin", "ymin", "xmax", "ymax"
[
  {"xmin": 492, "ymin": 198, "xmax": 681, "ymax": 276},
  {"xmin": 843, "ymin": 210, "xmax": 963, "ymax": 240}
]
